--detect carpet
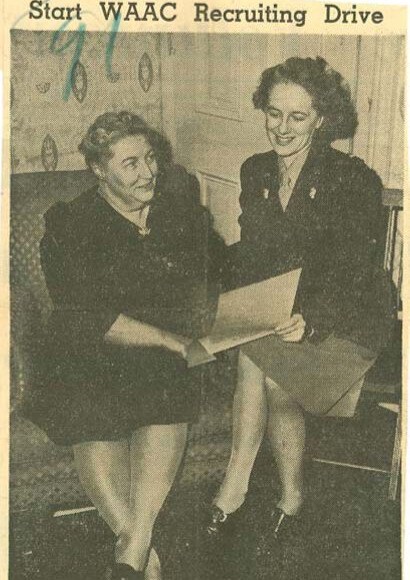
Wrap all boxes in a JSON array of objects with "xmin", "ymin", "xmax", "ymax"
[{"xmin": 10, "ymin": 443, "xmax": 400, "ymax": 580}]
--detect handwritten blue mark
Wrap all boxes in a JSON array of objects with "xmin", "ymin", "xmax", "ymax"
[
  {"xmin": 50, "ymin": 20, "xmax": 86, "ymax": 100},
  {"xmin": 106, "ymin": 16, "xmax": 121, "ymax": 82}
]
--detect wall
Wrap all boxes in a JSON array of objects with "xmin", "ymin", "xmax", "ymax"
[
  {"xmin": 10, "ymin": 30, "xmax": 163, "ymax": 174},
  {"xmin": 165, "ymin": 34, "xmax": 404, "ymax": 285},
  {"xmin": 168, "ymin": 34, "xmax": 404, "ymax": 189}
]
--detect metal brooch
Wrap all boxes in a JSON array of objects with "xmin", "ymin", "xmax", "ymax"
[{"xmin": 309, "ymin": 187, "xmax": 317, "ymax": 200}]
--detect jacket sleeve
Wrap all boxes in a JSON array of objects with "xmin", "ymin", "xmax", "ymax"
[
  {"xmin": 40, "ymin": 203, "xmax": 120, "ymax": 349},
  {"xmin": 301, "ymin": 159, "xmax": 385, "ymax": 343}
]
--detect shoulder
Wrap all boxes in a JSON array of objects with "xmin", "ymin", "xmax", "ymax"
[
  {"xmin": 241, "ymin": 151, "xmax": 275, "ymax": 176},
  {"xmin": 315, "ymin": 148, "xmax": 384, "ymax": 221},
  {"xmin": 159, "ymin": 163, "xmax": 198, "ymax": 191},
  {"xmin": 320, "ymin": 146, "xmax": 382, "ymax": 188},
  {"xmin": 43, "ymin": 187, "xmax": 100, "ymax": 240},
  {"xmin": 157, "ymin": 163, "xmax": 200, "ymax": 206}
]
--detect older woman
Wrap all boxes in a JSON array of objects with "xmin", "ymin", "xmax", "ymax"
[
  {"xmin": 25, "ymin": 112, "xmax": 223, "ymax": 579},
  {"xmin": 207, "ymin": 57, "xmax": 393, "ymax": 538}
]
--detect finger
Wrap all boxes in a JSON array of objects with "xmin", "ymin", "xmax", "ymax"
[
  {"xmin": 282, "ymin": 329, "xmax": 305, "ymax": 342},
  {"xmin": 275, "ymin": 314, "xmax": 305, "ymax": 332},
  {"xmin": 275, "ymin": 326, "xmax": 304, "ymax": 337},
  {"xmin": 275, "ymin": 317, "xmax": 301, "ymax": 333},
  {"xmin": 275, "ymin": 320, "xmax": 306, "ymax": 336}
]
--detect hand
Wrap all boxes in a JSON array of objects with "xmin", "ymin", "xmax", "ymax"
[
  {"xmin": 274, "ymin": 314, "xmax": 306, "ymax": 342},
  {"xmin": 162, "ymin": 331, "xmax": 193, "ymax": 359}
]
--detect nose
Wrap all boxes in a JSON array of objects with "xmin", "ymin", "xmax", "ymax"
[
  {"xmin": 278, "ymin": 116, "xmax": 290, "ymax": 135},
  {"xmin": 138, "ymin": 159, "xmax": 155, "ymax": 180}
]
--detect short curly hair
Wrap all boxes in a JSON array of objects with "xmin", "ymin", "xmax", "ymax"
[
  {"xmin": 78, "ymin": 111, "xmax": 172, "ymax": 171},
  {"xmin": 253, "ymin": 57, "xmax": 358, "ymax": 142}
]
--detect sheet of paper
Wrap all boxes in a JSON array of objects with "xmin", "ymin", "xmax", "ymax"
[{"xmin": 198, "ymin": 268, "xmax": 301, "ymax": 355}]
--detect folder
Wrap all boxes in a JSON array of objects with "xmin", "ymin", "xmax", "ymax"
[{"xmin": 186, "ymin": 268, "xmax": 301, "ymax": 368}]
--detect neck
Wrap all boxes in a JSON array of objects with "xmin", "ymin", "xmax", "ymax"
[{"xmin": 278, "ymin": 141, "xmax": 312, "ymax": 168}]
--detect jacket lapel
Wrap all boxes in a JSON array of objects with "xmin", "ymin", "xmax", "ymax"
[
  {"xmin": 284, "ymin": 142, "xmax": 327, "ymax": 218},
  {"xmin": 260, "ymin": 152, "xmax": 282, "ymax": 212}
]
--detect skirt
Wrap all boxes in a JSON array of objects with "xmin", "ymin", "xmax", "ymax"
[
  {"xmin": 23, "ymin": 346, "xmax": 203, "ymax": 446},
  {"xmin": 241, "ymin": 334, "xmax": 377, "ymax": 416}
]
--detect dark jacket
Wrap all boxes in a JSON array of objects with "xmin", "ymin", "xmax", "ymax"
[
  {"xmin": 23, "ymin": 164, "xmax": 225, "ymax": 444},
  {"xmin": 230, "ymin": 142, "xmax": 394, "ymax": 353},
  {"xmin": 40, "ymin": 164, "xmax": 224, "ymax": 353}
]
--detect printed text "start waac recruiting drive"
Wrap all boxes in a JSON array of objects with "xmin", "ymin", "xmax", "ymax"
[{"xmin": 28, "ymin": 2, "xmax": 385, "ymax": 27}]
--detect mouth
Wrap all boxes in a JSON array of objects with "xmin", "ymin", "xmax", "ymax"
[
  {"xmin": 134, "ymin": 179, "xmax": 155, "ymax": 191},
  {"xmin": 274, "ymin": 135, "xmax": 295, "ymax": 146}
]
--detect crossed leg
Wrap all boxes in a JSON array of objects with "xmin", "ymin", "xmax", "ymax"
[{"xmin": 73, "ymin": 423, "xmax": 188, "ymax": 575}]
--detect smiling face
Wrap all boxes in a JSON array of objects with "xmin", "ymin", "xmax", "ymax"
[
  {"xmin": 94, "ymin": 134, "xmax": 158, "ymax": 211},
  {"xmin": 265, "ymin": 82, "xmax": 323, "ymax": 157}
]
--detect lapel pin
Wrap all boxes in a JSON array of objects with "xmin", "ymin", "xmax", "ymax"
[
  {"xmin": 262, "ymin": 188, "xmax": 269, "ymax": 200},
  {"xmin": 309, "ymin": 187, "xmax": 317, "ymax": 200}
]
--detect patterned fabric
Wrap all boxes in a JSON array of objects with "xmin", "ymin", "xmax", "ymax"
[{"xmin": 11, "ymin": 31, "xmax": 162, "ymax": 174}]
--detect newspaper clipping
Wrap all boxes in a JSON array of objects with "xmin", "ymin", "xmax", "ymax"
[{"xmin": 2, "ymin": 1, "xmax": 406, "ymax": 578}]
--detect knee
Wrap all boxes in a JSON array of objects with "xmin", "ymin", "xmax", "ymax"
[
  {"xmin": 238, "ymin": 352, "xmax": 265, "ymax": 386},
  {"xmin": 265, "ymin": 380, "xmax": 300, "ymax": 413}
]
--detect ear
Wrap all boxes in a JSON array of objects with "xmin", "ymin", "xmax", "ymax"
[
  {"xmin": 315, "ymin": 116, "xmax": 324, "ymax": 130},
  {"xmin": 90, "ymin": 162, "xmax": 105, "ymax": 180}
]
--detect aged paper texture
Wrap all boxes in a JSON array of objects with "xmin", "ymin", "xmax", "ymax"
[{"xmin": 1, "ymin": 1, "xmax": 407, "ymax": 579}]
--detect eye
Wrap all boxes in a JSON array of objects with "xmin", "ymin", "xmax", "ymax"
[
  {"xmin": 146, "ymin": 150, "xmax": 156, "ymax": 164},
  {"xmin": 292, "ymin": 113, "xmax": 307, "ymax": 122},
  {"xmin": 267, "ymin": 109, "xmax": 281, "ymax": 119},
  {"xmin": 125, "ymin": 159, "xmax": 138, "ymax": 169}
]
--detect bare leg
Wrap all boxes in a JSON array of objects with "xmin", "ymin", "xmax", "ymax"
[
  {"xmin": 73, "ymin": 439, "xmax": 131, "ymax": 535},
  {"xmin": 265, "ymin": 378, "xmax": 305, "ymax": 516},
  {"xmin": 73, "ymin": 438, "xmax": 172, "ymax": 576},
  {"xmin": 214, "ymin": 351, "xmax": 268, "ymax": 514},
  {"xmin": 115, "ymin": 423, "xmax": 188, "ymax": 573}
]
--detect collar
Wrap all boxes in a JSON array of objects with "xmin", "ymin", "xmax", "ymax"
[
  {"xmin": 98, "ymin": 187, "xmax": 152, "ymax": 234},
  {"xmin": 109, "ymin": 203, "xmax": 151, "ymax": 231},
  {"xmin": 277, "ymin": 145, "xmax": 311, "ymax": 186}
]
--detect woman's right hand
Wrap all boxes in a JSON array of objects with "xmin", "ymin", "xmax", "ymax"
[
  {"xmin": 105, "ymin": 314, "xmax": 193, "ymax": 357},
  {"xmin": 161, "ymin": 331, "xmax": 193, "ymax": 360}
]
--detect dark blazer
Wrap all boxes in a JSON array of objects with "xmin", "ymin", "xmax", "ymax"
[{"xmin": 230, "ymin": 142, "xmax": 394, "ymax": 353}]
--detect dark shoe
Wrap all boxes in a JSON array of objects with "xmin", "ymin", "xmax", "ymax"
[
  {"xmin": 110, "ymin": 563, "xmax": 144, "ymax": 579},
  {"xmin": 271, "ymin": 507, "xmax": 300, "ymax": 540},
  {"xmin": 206, "ymin": 504, "xmax": 245, "ymax": 537}
]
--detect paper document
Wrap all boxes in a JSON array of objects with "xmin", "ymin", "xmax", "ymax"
[{"xmin": 186, "ymin": 268, "xmax": 301, "ymax": 367}]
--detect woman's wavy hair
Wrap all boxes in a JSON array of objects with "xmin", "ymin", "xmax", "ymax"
[
  {"xmin": 253, "ymin": 56, "xmax": 358, "ymax": 142},
  {"xmin": 79, "ymin": 111, "xmax": 172, "ymax": 172}
]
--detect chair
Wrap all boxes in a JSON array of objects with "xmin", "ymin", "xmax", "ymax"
[
  {"xmin": 311, "ymin": 188, "xmax": 403, "ymax": 501},
  {"xmin": 9, "ymin": 170, "xmax": 234, "ymax": 513}
]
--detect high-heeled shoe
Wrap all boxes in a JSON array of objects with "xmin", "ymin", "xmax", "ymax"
[
  {"xmin": 270, "ymin": 507, "xmax": 300, "ymax": 540},
  {"xmin": 206, "ymin": 503, "xmax": 245, "ymax": 537},
  {"xmin": 110, "ymin": 563, "xmax": 144, "ymax": 579}
]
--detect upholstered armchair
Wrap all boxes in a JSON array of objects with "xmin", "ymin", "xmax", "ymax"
[{"xmin": 10, "ymin": 170, "xmax": 234, "ymax": 512}]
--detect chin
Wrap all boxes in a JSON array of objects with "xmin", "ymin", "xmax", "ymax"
[
  {"xmin": 135, "ymin": 189, "xmax": 155, "ymax": 204},
  {"xmin": 273, "ymin": 145, "xmax": 295, "ymax": 157}
]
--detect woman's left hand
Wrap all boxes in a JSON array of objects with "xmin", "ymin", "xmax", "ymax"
[{"xmin": 274, "ymin": 314, "xmax": 306, "ymax": 342}]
